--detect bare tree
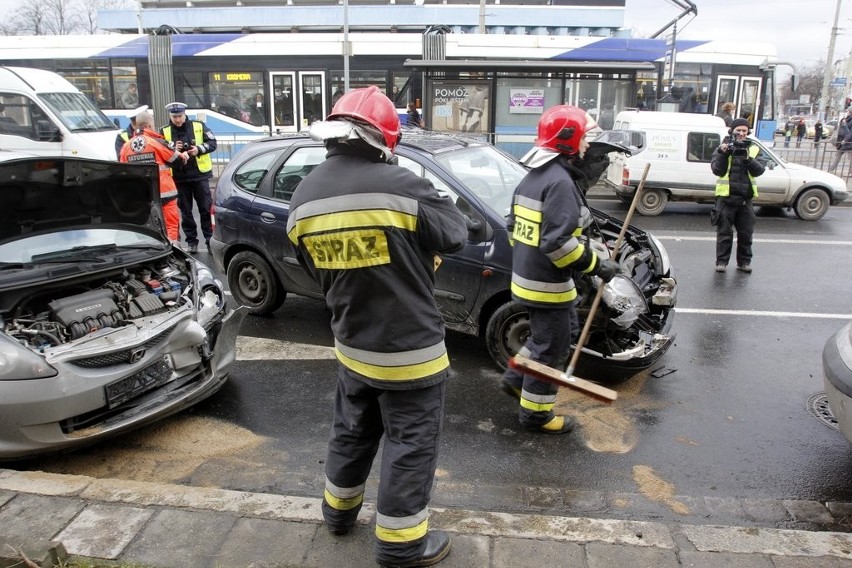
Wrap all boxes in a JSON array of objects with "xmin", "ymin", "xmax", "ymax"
[
  {"xmin": 779, "ymin": 61, "xmax": 826, "ymax": 109},
  {"xmin": 0, "ymin": 0, "xmax": 133, "ymax": 35}
]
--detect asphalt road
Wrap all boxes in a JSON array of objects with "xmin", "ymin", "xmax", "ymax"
[{"xmin": 14, "ymin": 198, "xmax": 852, "ymax": 528}]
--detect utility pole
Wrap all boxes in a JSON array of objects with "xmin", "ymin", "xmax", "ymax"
[{"xmin": 818, "ymin": 0, "xmax": 843, "ymax": 121}]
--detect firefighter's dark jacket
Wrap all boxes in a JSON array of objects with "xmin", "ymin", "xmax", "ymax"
[
  {"xmin": 507, "ymin": 156, "xmax": 601, "ymax": 308},
  {"xmin": 287, "ymin": 142, "xmax": 468, "ymax": 388}
]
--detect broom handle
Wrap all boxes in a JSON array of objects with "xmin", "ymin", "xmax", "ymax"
[{"xmin": 565, "ymin": 162, "xmax": 651, "ymax": 376}]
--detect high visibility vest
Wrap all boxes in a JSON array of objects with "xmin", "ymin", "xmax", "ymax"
[
  {"xmin": 715, "ymin": 144, "xmax": 759, "ymax": 198},
  {"xmin": 163, "ymin": 121, "xmax": 212, "ymax": 173}
]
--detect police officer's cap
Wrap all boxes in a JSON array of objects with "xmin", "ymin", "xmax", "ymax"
[{"xmin": 165, "ymin": 102, "xmax": 188, "ymax": 114}]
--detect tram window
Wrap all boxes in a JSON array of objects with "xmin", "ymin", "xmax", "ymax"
[
  {"xmin": 208, "ymin": 71, "xmax": 264, "ymax": 125},
  {"xmin": 112, "ymin": 60, "xmax": 140, "ymax": 110},
  {"xmin": 330, "ymin": 70, "xmax": 388, "ymax": 101}
]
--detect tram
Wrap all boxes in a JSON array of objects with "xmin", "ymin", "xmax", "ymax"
[{"xmin": 0, "ymin": 33, "xmax": 779, "ymax": 153}]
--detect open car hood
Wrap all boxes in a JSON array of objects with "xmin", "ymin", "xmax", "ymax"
[{"xmin": 0, "ymin": 158, "xmax": 163, "ymax": 244}]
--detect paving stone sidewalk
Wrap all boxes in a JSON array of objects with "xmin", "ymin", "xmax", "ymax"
[{"xmin": 2, "ymin": 469, "xmax": 852, "ymax": 567}]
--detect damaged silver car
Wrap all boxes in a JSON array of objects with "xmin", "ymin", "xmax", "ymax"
[{"xmin": 0, "ymin": 157, "xmax": 245, "ymax": 460}]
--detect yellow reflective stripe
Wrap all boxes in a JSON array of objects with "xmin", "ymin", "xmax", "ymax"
[
  {"xmin": 324, "ymin": 488, "xmax": 363, "ymax": 511},
  {"xmin": 514, "ymin": 203, "xmax": 542, "ymax": 223},
  {"xmin": 552, "ymin": 243, "xmax": 585, "ymax": 268},
  {"xmin": 375, "ymin": 518, "xmax": 429, "ymax": 543},
  {"xmin": 511, "ymin": 281, "xmax": 577, "ymax": 304},
  {"xmin": 580, "ymin": 252, "xmax": 598, "ymax": 274},
  {"xmin": 289, "ymin": 209, "xmax": 417, "ymax": 242},
  {"xmin": 520, "ymin": 397, "xmax": 555, "ymax": 412},
  {"xmin": 302, "ymin": 229, "xmax": 391, "ymax": 270},
  {"xmin": 572, "ymin": 227, "xmax": 582, "ymax": 236},
  {"xmin": 335, "ymin": 348, "xmax": 450, "ymax": 381}
]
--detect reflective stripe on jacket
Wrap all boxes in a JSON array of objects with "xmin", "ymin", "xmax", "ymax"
[
  {"xmin": 118, "ymin": 128, "xmax": 181, "ymax": 200},
  {"xmin": 507, "ymin": 158, "xmax": 598, "ymax": 307},
  {"xmin": 714, "ymin": 144, "xmax": 760, "ymax": 198},
  {"xmin": 286, "ymin": 143, "xmax": 467, "ymax": 388},
  {"xmin": 162, "ymin": 121, "xmax": 213, "ymax": 174}
]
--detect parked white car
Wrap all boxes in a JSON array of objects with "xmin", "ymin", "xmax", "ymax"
[{"xmin": 605, "ymin": 111, "xmax": 848, "ymax": 221}]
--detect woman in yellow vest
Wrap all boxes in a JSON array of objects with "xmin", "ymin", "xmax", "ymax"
[{"xmin": 710, "ymin": 118, "xmax": 765, "ymax": 273}]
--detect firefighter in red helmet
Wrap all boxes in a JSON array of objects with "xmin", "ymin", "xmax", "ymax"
[
  {"xmin": 501, "ymin": 105, "xmax": 619, "ymax": 434},
  {"xmin": 287, "ymin": 86, "xmax": 467, "ymax": 568}
]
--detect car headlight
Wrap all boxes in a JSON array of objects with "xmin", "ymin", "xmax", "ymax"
[
  {"xmin": 0, "ymin": 335, "xmax": 58, "ymax": 380},
  {"xmin": 602, "ymin": 275, "xmax": 648, "ymax": 329},
  {"xmin": 196, "ymin": 285, "xmax": 226, "ymax": 328},
  {"xmin": 648, "ymin": 234, "xmax": 671, "ymax": 276}
]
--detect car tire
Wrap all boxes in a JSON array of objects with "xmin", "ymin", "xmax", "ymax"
[
  {"xmin": 635, "ymin": 188, "xmax": 668, "ymax": 216},
  {"xmin": 793, "ymin": 188, "xmax": 830, "ymax": 221},
  {"xmin": 485, "ymin": 301, "xmax": 530, "ymax": 371},
  {"xmin": 227, "ymin": 250, "xmax": 285, "ymax": 315}
]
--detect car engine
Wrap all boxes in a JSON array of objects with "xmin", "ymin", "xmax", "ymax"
[{"xmin": 2, "ymin": 258, "xmax": 193, "ymax": 352}]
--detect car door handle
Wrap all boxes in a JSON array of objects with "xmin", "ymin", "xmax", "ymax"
[{"xmin": 260, "ymin": 212, "xmax": 276, "ymax": 224}]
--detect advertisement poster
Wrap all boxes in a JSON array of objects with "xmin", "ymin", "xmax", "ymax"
[
  {"xmin": 509, "ymin": 88, "xmax": 545, "ymax": 114},
  {"xmin": 429, "ymin": 81, "xmax": 491, "ymax": 133}
]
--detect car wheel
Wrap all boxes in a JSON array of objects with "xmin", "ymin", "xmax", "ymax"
[
  {"xmin": 794, "ymin": 188, "xmax": 830, "ymax": 221},
  {"xmin": 635, "ymin": 188, "xmax": 668, "ymax": 216},
  {"xmin": 227, "ymin": 250, "xmax": 285, "ymax": 315},
  {"xmin": 485, "ymin": 301, "xmax": 530, "ymax": 371}
]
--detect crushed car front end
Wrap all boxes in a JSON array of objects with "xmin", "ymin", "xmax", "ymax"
[{"xmin": 0, "ymin": 158, "xmax": 245, "ymax": 460}]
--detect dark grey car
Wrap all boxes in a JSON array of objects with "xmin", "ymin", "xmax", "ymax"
[{"xmin": 211, "ymin": 129, "xmax": 677, "ymax": 379}]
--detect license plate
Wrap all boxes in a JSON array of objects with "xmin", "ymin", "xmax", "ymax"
[{"xmin": 105, "ymin": 358, "xmax": 173, "ymax": 408}]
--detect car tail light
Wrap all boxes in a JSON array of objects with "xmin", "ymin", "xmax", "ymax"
[{"xmin": 622, "ymin": 166, "xmax": 630, "ymax": 187}]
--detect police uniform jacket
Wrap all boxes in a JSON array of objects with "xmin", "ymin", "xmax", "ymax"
[
  {"xmin": 160, "ymin": 120, "xmax": 217, "ymax": 181},
  {"xmin": 507, "ymin": 157, "xmax": 600, "ymax": 309},
  {"xmin": 287, "ymin": 142, "xmax": 467, "ymax": 389}
]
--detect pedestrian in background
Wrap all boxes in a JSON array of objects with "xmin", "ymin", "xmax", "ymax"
[
  {"xmin": 114, "ymin": 105, "xmax": 148, "ymax": 159},
  {"xmin": 120, "ymin": 83, "xmax": 139, "ymax": 109},
  {"xmin": 160, "ymin": 102, "xmax": 217, "ymax": 254},
  {"xmin": 795, "ymin": 118, "xmax": 806, "ymax": 148},
  {"xmin": 406, "ymin": 101, "xmax": 424, "ymax": 128},
  {"xmin": 287, "ymin": 86, "xmax": 467, "ymax": 568},
  {"xmin": 711, "ymin": 118, "xmax": 765, "ymax": 273},
  {"xmin": 500, "ymin": 105, "xmax": 619, "ymax": 435},
  {"xmin": 814, "ymin": 120, "xmax": 824, "ymax": 149},
  {"xmin": 830, "ymin": 109, "xmax": 852, "ymax": 173},
  {"xmin": 119, "ymin": 111, "xmax": 188, "ymax": 244},
  {"xmin": 715, "ymin": 102, "xmax": 735, "ymax": 126}
]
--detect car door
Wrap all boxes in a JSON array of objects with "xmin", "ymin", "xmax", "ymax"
[
  {"xmin": 394, "ymin": 151, "xmax": 488, "ymax": 324},
  {"xmin": 748, "ymin": 142, "xmax": 790, "ymax": 203},
  {"xmin": 251, "ymin": 143, "xmax": 327, "ymax": 297}
]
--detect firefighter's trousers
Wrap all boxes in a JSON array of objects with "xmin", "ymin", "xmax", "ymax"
[{"xmin": 322, "ymin": 365, "xmax": 448, "ymax": 565}]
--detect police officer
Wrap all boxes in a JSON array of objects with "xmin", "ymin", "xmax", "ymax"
[
  {"xmin": 114, "ymin": 105, "xmax": 148, "ymax": 159},
  {"xmin": 160, "ymin": 102, "xmax": 217, "ymax": 254},
  {"xmin": 287, "ymin": 86, "xmax": 467, "ymax": 568},
  {"xmin": 119, "ymin": 111, "xmax": 188, "ymax": 244},
  {"xmin": 711, "ymin": 117, "xmax": 765, "ymax": 273},
  {"xmin": 501, "ymin": 105, "xmax": 619, "ymax": 434}
]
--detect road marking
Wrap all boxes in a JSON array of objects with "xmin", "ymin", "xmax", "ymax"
[
  {"xmin": 654, "ymin": 235, "xmax": 852, "ymax": 246},
  {"xmin": 676, "ymin": 307, "xmax": 852, "ymax": 320}
]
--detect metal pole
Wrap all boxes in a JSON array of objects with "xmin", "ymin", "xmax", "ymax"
[
  {"xmin": 343, "ymin": 0, "xmax": 350, "ymax": 92},
  {"xmin": 818, "ymin": 0, "xmax": 843, "ymax": 121}
]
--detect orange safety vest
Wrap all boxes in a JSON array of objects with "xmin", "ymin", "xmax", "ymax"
[{"xmin": 119, "ymin": 128, "xmax": 181, "ymax": 200}]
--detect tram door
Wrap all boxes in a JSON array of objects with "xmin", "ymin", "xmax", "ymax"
[
  {"xmin": 715, "ymin": 75, "xmax": 762, "ymax": 124},
  {"xmin": 270, "ymin": 71, "xmax": 326, "ymax": 133}
]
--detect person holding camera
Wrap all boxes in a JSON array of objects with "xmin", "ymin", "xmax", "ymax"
[
  {"xmin": 161, "ymin": 102, "xmax": 218, "ymax": 254},
  {"xmin": 710, "ymin": 118, "xmax": 765, "ymax": 273}
]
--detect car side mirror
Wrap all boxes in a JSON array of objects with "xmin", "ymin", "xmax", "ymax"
[{"xmin": 36, "ymin": 120, "xmax": 61, "ymax": 142}]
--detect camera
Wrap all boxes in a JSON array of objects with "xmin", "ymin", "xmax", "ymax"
[{"xmin": 724, "ymin": 136, "xmax": 749, "ymax": 158}]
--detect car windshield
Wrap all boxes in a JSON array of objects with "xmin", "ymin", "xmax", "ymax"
[
  {"xmin": 0, "ymin": 228, "xmax": 163, "ymax": 264},
  {"xmin": 433, "ymin": 144, "xmax": 527, "ymax": 217},
  {"xmin": 39, "ymin": 92, "xmax": 116, "ymax": 132}
]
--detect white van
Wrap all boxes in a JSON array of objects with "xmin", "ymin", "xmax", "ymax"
[
  {"xmin": 604, "ymin": 110, "xmax": 848, "ymax": 221},
  {"xmin": 0, "ymin": 66, "xmax": 119, "ymax": 160}
]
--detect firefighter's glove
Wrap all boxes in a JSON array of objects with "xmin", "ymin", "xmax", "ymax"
[{"xmin": 595, "ymin": 259, "xmax": 620, "ymax": 283}]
